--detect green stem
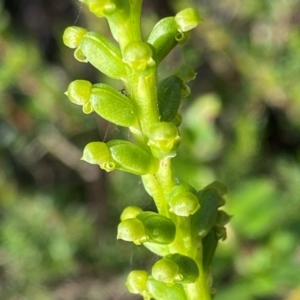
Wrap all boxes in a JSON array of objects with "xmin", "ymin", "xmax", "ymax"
[
  {"xmin": 141, "ymin": 174, "xmax": 168, "ymax": 215},
  {"xmin": 106, "ymin": 0, "xmax": 143, "ymax": 51},
  {"xmin": 154, "ymin": 156, "xmax": 212, "ymax": 300},
  {"xmin": 156, "ymin": 158, "xmax": 175, "ymax": 195},
  {"xmin": 127, "ymin": 69, "xmax": 160, "ymax": 136}
]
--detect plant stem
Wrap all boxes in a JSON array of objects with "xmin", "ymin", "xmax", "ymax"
[{"xmin": 153, "ymin": 157, "xmax": 212, "ymax": 300}]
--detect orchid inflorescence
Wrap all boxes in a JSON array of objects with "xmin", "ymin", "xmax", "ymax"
[{"xmin": 63, "ymin": 1, "xmax": 231, "ymax": 299}]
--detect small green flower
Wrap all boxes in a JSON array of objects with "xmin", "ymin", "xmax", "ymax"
[
  {"xmin": 147, "ymin": 122, "xmax": 181, "ymax": 159},
  {"xmin": 126, "ymin": 270, "xmax": 149, "ymax": 295},
  {"xmin": 152, "ymin": 254, "xmax": 199, "ymax": 284},
  {"xmin": 123, "ymin": 41, "xmax": 156, "ymax": 71},
  {"xmin": 175, "ymin": 8, "xmax": 202, "ymax": 33},
  {"xmin": 152, "ymin": 258, "xmax": 180, "ymax": 285},
  {"xmin": 82, "ymin": 140, "xmax": 159, "ymax": 175},
  {"xmin": 65, "ymin": 80, "xmax": 91, "ymax": 106},
  {"xmin": 137, "ymin": 212, "xmax": 176, "ymax": 244},
  {"xmin": 79, "ymin": 0, "xmax": 117, "ymax": 18},
  {"xmin": 117, "ymin": 218, "xmax": 147, "ymax": 245},
  {"xmin": 63, "ymin": 26, "xmax": 88, "ymax": 48},
  {"xmin": 81, "ymin": 142, "xmax": 115, "ymax": 172},
  {"xmin": 168, "ymin": 184, "xmax": 200, "ymax": 216}
]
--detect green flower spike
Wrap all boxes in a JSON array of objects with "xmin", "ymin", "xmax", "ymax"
[
  {"xmin": 147, "ymin": 122, "xmax": 181, "ymax": 159},
  {"xmin": 123, "ymin": 41, "xmax": 156, "ymax": 72},
  {"xmin": 168, "ymin": 184, "xmax": 200, "ymax": 217}
]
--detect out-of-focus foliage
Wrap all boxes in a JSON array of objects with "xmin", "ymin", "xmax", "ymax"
[{"xmin": 0, "ymin": 0, "xmax": 300, "ymax": 299}]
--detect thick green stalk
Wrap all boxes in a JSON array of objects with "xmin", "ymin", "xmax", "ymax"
[{"xmin": 106, "ymin": 0, "xmax": 143, "ymax": 50}]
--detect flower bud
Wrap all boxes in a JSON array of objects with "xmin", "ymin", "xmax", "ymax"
[
  {"xmin": 168, "ymin": 184, "xmax": 200, "ymax": 216},
  {"xmin": 174, "ymin": 64, "xmax": 197, "ymax": 83},
  {"xmin": 107, "ymin": 140, "xmax": 159, "ymax": 175},
  {"xmin": 146, "ymin": 277, "xmax": 187, "ymax": 300},
  {"xmin": 117, "ymin": 218, "xmax": 147, "ymax": 245},
  {"xmin": 203, "ymin": 180, "xmax": 228, "ymax": 197},
  {"xmin": 123, "ymin": 41, "xmax": 155, "ymax": 71},
  {"xmin": 137, "ymin": 212, "xmax": 176, "ymax": 245},
  {"xmin": 157, "ymin": 75, "xmax": 182, "ymax": 122},
  {"xmin": 151, "ymin": 258, "xmax": 180, "ymax": 285},
  {"xmin": 79, "ymin": 0, "xmax": 117, "ymax": 18},
  {"xmin": 214, "ymin": 210, "xmax": 232, "ymax": 228},
  {"xmin": 82, "ymin": 140, "xmax": 159, "ymax": 175},
  {"xmin": 152, "ymin": 254, "xmax": 199, "ymax": 285},
  {"xmin": 202, "ymin": 228, "xmax": 219, "ymax": 272},
  {"xmin": 81, "ymin": 142, "xmax": 115, "ymax": 172},
  {"xmin": 191, "ymin": 189, "xmax": 220, "ymax": 238},
  {"xmin": 126, "ymin": 270, "xmax": 149, "ymax": 295},
  {"xmin": 147, "ymin": 122, "xmax": 181, "ymax": 159},
  {"xmin": 90, "ymin": 83, "xmax": 138, "ymax": 127},
  {"xmin": 65, "ymin": 80, "xmax": 91, "ymax": 107},
  {"xmin": 166, "ymin": 253, "xmax": 199, "ymax": 283},
  {"xmin": 79, "ymin": 32, "xmax": 126, "ymax": 79},
  {"xmin": 175, "ymin": 8, "xmax": 202, "ymax": 33},
  {"xmin": 146, "ymin": 17, "xmax": 182, "ymax": 64},
  {"xmin": 63, "ymin": 26, "xmax": 88, "ymax": 48},
  {"xmin": 120, "ymin": 206, "xmax": 143, "ymax": 221}
]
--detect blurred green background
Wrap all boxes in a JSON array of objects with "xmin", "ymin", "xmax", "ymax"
[{"xmin": 0, "ymin": 0, "xmax": 300, "ymax": 299}]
